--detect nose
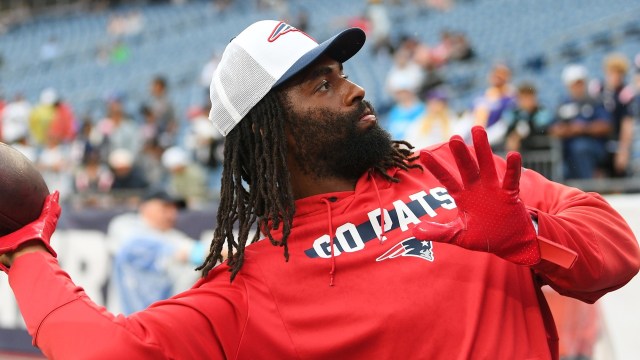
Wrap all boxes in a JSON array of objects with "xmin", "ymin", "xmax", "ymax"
[{"xmin": 343, "ymin": 79, "xmax": 365, "ymax": 107}]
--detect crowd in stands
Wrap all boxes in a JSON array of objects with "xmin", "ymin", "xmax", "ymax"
[
  {"xmin": 0, "ymin": 0, "xmax": 639, "ymax": 216},
  {"xmin": 382, "ymin": 42, "xmax": 640, "ymax": 183},
  {"xmin": 0, "ymin": 74, "xmax": 223, "ymax": 210}
]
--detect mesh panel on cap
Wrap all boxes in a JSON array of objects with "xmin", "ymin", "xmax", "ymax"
[{"xmin": 209, "ymin": 43, "xmax": 276, "ymax": 136}]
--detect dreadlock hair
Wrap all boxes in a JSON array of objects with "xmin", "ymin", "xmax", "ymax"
[
  {"xmin": 372, "ymin": 139, "xmax": 422, "ymax": 184},
  {"xmin": 197, "ymin": 90, "xmax": 422, "ymax": 281},
  {"xmin": 197, "ymin": 90, "xmax": 294, "ymax": 281}
]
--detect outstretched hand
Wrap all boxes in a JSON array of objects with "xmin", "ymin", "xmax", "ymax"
[
  {"xmin": 0, "ymin": 191, "xmax": 61, "ymax": 272},
  {"xmin": 413, "ymin": 127, "xmax": 540, "ymax": 266}
]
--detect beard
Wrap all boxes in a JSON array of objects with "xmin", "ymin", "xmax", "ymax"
[{"xmin": 285, "ymin": 99, "xmax": 395, "ymax": 181}]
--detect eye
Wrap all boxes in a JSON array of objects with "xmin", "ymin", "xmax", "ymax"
[{"xmin": 316, "ymin": 80, "xmax": 330, "ymax": 93}]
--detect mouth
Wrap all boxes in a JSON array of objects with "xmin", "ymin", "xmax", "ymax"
[{"xmin": 358, "ymin": 109, "xmax": 377, "ymax": 128}]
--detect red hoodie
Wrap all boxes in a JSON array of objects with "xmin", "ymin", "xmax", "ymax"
[{"xmin": 9, "ymin": 143, "xmax": 640, "ymax": 359}]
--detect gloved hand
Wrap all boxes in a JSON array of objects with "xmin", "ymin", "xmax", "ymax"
[
  {"xmin": 0, "ymin": 191, "xmax": 60, "ymax": 272},
  {"xmin": 413, "ymin": 127, "xmax": 540, "ymax": 266}
]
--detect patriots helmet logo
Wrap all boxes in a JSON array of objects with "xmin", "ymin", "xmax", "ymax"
[
  {"xmin": 376, "ymin": 237, "xmax": 434, "ymax": 262},
  {"xmin": 268, "ymin": 21, "xmax": 299, "ymax": 42}
]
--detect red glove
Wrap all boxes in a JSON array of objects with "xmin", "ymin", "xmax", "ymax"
[
  {"xmin": 0, "ymin": 191, "xmax": 60, "ymax": 272},
  {"xmin": 413, "ymin": 127, "xmax": 540, "ymax": 266}
]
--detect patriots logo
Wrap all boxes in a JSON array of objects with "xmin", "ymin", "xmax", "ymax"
[
  {"xmin": 268, "ymin": 21, "xmax": 299, "ymax": 42},
  {"xmin": 376, "ymin": 238, "xmax": 434, "ymax": 262}
]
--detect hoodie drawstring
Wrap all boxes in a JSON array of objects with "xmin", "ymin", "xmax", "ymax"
[
  {"xmin": 321, "ymin": 198, "xmax": 336, "ymax": 286},
  {"xmin": 369, "ymin": 171, "xmax": 386, "ymax": 243}
]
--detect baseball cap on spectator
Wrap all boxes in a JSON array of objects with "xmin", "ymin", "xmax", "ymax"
[
  {"xmin": 209, "ymin": 20, "xmax": 366, "ymax": 136},
  {"xmin": 2, "ymin": 124, "xmax": 29, "ymax": 143},
  {"xmin": 142, "ymin": 188, "xmax": 186, "ymax": 209},
  {"xmin": 562, "ymin": 64, "xmax": 588, "ymax": 85},
  {"xmin": 108, "ymin": 148, "xmax": 134, "ymax": 169},
  {"xmin": 40, "ymin": 88, "xmax": 58, "ymax": 105},
  {"xmin": 161, "ymin": 146, "xmax": 190, "ymax": 170},
  {"xmin": 387, "ymin": 73, "xmax": 422, "ymax": 95}
]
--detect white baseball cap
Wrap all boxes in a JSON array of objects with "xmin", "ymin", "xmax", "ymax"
[
  {"xmin": 209, "ymin": 20, "xmax": 366, "ymax": 136},
  {"xmin": 161, "ymin": 146, "xmax": 191, "ymax": 170},
  {"xmin": 108, "ymin": 148, "xmax": 134, "ymax": 169},
  {"xmin": 561, "ymin": 64, "xmax": 588, "ymax": 85}
]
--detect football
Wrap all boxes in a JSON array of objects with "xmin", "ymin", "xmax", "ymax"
[{"xmin": 0, "ymin": 143, "xmax": 50, "ymax": 236}]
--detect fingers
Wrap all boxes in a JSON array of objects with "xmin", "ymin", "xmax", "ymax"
[
  {"xmin": 471, "ymin": 126, "xmax": 498, "ymax": 185},
  {"xmin": 449, "ymin": 135, "xmax": 479, "ymax": 185},
  {"xmin": 51, "ymin": 191, "xmax": 60, "ymax": 202},
  {"xmin": 41, "ymin": 191, "xmax": 62, "ymax": 220},
  {"xmin": 502, "ymin": 152, "xmax": 522, "ymax": 192},
  {"xmin": 413, "ymin": 217, "xmax": 465, "ymax": 243},
  {"xmin": 420, "ymin": 150, "xmax": 462, "ymax": 194}
]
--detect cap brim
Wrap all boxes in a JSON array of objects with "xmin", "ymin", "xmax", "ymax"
[
  {"xmin": 143, "ymin": 190, "xmax": 187, "ymax": 210},
  {"xmin": 273, "ymin": 27, "xmax": 366, "ymax": 88}
]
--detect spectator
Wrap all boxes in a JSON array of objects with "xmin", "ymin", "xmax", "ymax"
[
  {"xmin": 406, "ymin": 30, "xmax": 473, "ymax": 70},
  {"xmin": 111, "ymin": 189, "xmax": 201, "ymax": 315},
  {"xmin": 385, "ymin": 48, "xmax": 425, "ymax": 97},
  {"xmin": 404, "ymin": 89, "xmax": 469, "ymax": 149},
  {"xmin": 395, "ymin": 34, "xmax": 426, "ymax": 59},
  {"xmin": 138, "ymin": 138, "xmax": 167, "ymax": 189},
  {"xmin": 184, "ymin": 105, "xmax": 224, "ymax": 172},
  {"xmin": 1, "ymin": 93, "xmax": 31, "ymax": 145},
  {"xmin": 549, "ymin": 64, "xmax": 612, "ymax": 180},
  {"xmin": 8, "ymin": 132, "xmax": 37, "ymax": 162},
  {"xmin": 161, "ymin": 146, "xmax": 208, "ymax": 208},
  {"xmin": 37, "ymin": 137, "xmax": 73, "ymax": 200},
  {"xmin": 384, "ymin": 82, "xmax": 426, "ymax": 140},
  {"xmin": 365, "ymin": 0, "xmax": 393, "ymax": 55},
  {"xmin": 93, "ymin": 96, "xmax": 140, "ymax": 157},
  {"xmin": 471, "ymin": 63, "xmax": 516, "ymax": 146},
  {"xmin": 592, "ymin": 53, "xmax": 635, "ymax": 177},
  {"xmin": 427, "ymin": 30, "xmax": 456, "ymax": 68},
  {"xmin": 49, "ymin": 96, "xmax": 77, "ymax": 144},
  {"xmin": 108, "ymin": 148, "xmax": 149, "ymax": 193},
  {"xmin": 447, "ymin": 31, "xmax": 475, "ymax": 62},
  {"xmin": 73, "ymin": 149, "xmax": 114, "ymax": 196},
  {"xmin": 502, "ymin": 83, "xmax": 554, "ymax": 152},
  {"xmin": 69, "ymin": 118, "xmax": 101, "ymax": 167},
  {"xmin": 393, "ymin": 35, "xmax": 447, "ymax": 96},
  {"xmin": 29, "ymin": 88, "xmax": 58, "ymax": 147},
  {"xmin": 148, "ymin": 76, "xmax": 177, "ymax": 148},
  {"xmin": 384, "ymin": 49, "xmax": 426, "ymax": 139},
  {"xmin": 139, "ymin": 104, "xmax": 159, "ymax": 145}
]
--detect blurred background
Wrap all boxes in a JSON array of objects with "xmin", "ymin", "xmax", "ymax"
[{"xmin": 0, "ymin": 0, "xmax": 639, "ymax": 359}]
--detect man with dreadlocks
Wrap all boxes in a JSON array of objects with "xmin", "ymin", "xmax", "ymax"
[{"xmin": 1, "ymin": 20, "xmax": 639, "ymax": 360}]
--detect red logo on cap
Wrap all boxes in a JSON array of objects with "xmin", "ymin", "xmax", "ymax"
[
  {"xmin": 268, "ymin": 21, "xmax": 299, "ymax": 42},
  {"xmin": 267, "ymin": 21, "xmax": 315, "ymax": 43}
]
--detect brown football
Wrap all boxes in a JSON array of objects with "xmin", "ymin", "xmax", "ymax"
[{"xmin": 0, "ymin": 143, "xmax": 50, "ymax": 236}]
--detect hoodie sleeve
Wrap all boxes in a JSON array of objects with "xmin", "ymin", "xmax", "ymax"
[
  {"xmin": 8, "ymin": 251, "xmax": 245, "ymax": 359},
  {"xmin": 516, "ymin": 165, "xmax": 640, "ymax": 304}
]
